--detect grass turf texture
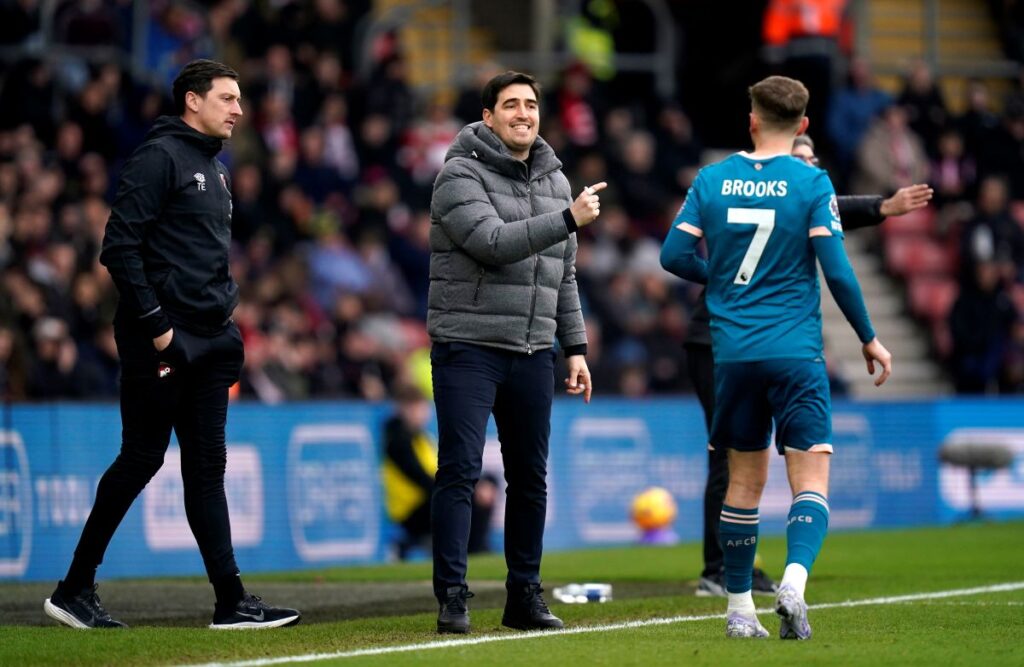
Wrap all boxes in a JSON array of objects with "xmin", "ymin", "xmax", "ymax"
[{"xmin": 1, "ymin": 521, "xmax": 1021, "ymax": 666}]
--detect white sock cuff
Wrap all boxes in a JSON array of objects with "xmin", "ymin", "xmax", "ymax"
[
  {"xmin": 726, "ymin": 591, "xmax": 756, "ymax": 616},
  {"xmin": 781, "ymin": 563, "xmax": 809, "ymax": 597}
]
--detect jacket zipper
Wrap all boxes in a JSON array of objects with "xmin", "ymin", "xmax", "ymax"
[
  {"xmin": 473, "ymin": 267, "xmax": 484, "ymax": 304},
  {"xmin": 524, "ymin": 254, "xmax": 539, "ymax": 354}
]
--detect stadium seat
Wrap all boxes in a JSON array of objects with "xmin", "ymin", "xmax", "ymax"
[
  {"xmin": 881, "ymin": 206, "xmax": 936, "ymax": 237},
  {"xmin": 908, "ymin": 276, "xmax": 958, "ymax": 322},
  {"xmin": 931, "ymin": 319, "xmax": 953, "ymax": 359},
  {"xmin": 885, "ymin": 235, "xmax": 955, "ymax": 277}
]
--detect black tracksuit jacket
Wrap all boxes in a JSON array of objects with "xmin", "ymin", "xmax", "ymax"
[{"xmin": 100, "ymin": 116, "xmax": 238, "ymax": 337}]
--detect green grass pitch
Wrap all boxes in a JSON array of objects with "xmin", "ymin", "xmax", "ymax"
[{"xmin": 2, "ymin": 521, "xmax": 1022, "ymax": 666}]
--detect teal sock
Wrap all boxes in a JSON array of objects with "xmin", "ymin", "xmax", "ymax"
[
  {"xmin": 720, "ymin": 505, "xmax": 759, "ymax": 594},
  {"xmin": 786, "ymin": 491, "xmax": 830, "ymax": 572}
]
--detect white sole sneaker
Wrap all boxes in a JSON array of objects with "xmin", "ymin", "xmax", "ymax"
[
  {"xmin": 209, "ymin": 614, "xmax": 301, "ymax": 630},
  {"xmin": 725, "ymin": 612, "xmax": 769, "ymax": 638},
  {"xmin": 775, "ymin": 584, "xmax": 812, "ymax": 640},
  {"xmin": 43, "ymin": 598, "xmax": 90, "ymax": 629}
]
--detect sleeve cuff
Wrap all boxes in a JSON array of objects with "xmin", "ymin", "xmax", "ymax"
[
  {"xmin": 564, "ymin": 344, "xmax": 587, "ymax": 358},
  {"xmin": 142, "ymin": 309, "xmax": 173, "ymax": 339},
  {"xmin": 562, "ymin": 208, "xmax": 578, "ymax": 234}
]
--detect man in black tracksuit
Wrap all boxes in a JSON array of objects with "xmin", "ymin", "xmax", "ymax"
[
  {"xmin": 687, "ymin": 135, "xmax": 933, "ymax": 596},
  {"xmin": 44, "ymin": 60, "xmax": 300, "ymax": 630}
]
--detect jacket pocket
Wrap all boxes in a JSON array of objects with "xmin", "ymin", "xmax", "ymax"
[{"xmin": 472, "ymin": 267, "xmax": 485, "ymax": 304}]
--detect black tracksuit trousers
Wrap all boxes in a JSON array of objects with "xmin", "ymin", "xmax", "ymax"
[{"xmin": 64, "ymin": 319, "xmax": 244, "ymax": 587}]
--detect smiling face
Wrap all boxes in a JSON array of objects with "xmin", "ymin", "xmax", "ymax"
[
  {"xmin": 482, "ymin": 83, "xmax": 539, "ymax": 160},
  {"xmin": 187, "ymin": 77, "xmax": 243, "ymax": 140}
]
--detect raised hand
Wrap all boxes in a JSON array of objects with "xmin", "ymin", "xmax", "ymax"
[{"xmin": 570, "ymin": 182, "xmax": 608, "ymax": 228}]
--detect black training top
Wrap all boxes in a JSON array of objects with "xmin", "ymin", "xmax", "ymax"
[{"xmin": 101, "ymin": 116, "xmax": 238, "ymax": 337}]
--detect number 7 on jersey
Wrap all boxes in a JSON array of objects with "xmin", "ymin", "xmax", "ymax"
[{"xmin": 728, "ymin": 207, "xmax": 775, "ymax": 285}]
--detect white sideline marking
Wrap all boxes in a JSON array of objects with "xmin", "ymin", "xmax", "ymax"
[{"xmin": 180, "ymin": 582, "xmax": 1024, "ymax": 667}]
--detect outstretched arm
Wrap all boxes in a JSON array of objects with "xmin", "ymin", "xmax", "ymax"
[{"xmin": 837, "ymin": 184, "xmax": 933, "ymax": 231}]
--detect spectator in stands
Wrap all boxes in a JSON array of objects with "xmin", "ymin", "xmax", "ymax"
[
  {"xmin": 987, "ymin": 101, "xmax": 1024, "ymax": 199},
  {"xmin": 930, "ymin": 128, "xmax": 977, "ymax": 207},
  {"xmin": 654, "ymin": 103, "xmax": 702, "ymax": 194},
  {"xmin": 957, "ymin": 79, "xmax": 1002, "ymax": 170},
  {"xmin": 960, "ymin": 175, "xmax": 1024, "ymax": 285},
  {"xmin": 26, "ymin": 316, "xmax": 99, "ymax": 399},
  {"xmin": 853, "ymin": 104, "xmax": 929, "ymax": 196},
  {"xmin": 827, "ymin": 58, "xmax": 892, "ymax": 183},
  {"xmin": 613, "ymin": 130, "xmax": 674, "ymax": 236},
  {"xmin": 897, "ymin": 60, "xmax": 948, "ymax": 157},
  {"xmin": 949, "ymin": 260, "xmax": 1018, "ymax": 393}
]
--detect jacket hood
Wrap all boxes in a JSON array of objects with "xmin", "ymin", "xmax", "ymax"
[
  {"xmin": 146, "ymin": 116, "xmax": 224, "ymax": 157},
  {"xmin": 445, "ymin": 121, "xmax": 562, "ymax": 181}
]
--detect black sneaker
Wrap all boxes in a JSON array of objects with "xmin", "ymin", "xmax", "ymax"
[
  {"xmin": 501, "ymin": 583, "xmax": 564, "ymax": 631},
  {"xmin": 752, "ymin": 568, "xmax": 779, "ymax": 595},
  {"xmin": 43, "ymin": 582, "xmax": 127, "ymax": 629},
  {"xmin": 437, "ymin": 586, "xmax": 473, "ymax": 634},
  {"xmin": 210, "ymin": 592, "xmax": 301, "ymax": 630},
  {"xmin": 696, "ymin": 568, "xmax": 776, "ymax": 597},
  {"xmin": 695, "ymin": 570, "xmax": 727, "ymax": 597}
]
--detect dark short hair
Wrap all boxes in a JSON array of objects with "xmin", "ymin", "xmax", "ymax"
[
  {"xmin": 748, "ymin": 76, "xmax": 808, "ymax": 130},
  {"xmin": 481, "ymin": 71, "xmax": 540, "ymax": 112},
  {"xmin": 792, "ymin": 134, "xmax": 815, "ymax": 151},
  {"xmin": 172, "ymin": 59, "xmax": 239, "ymax": 115}
]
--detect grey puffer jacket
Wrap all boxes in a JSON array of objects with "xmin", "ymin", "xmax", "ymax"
[{"xmin": 427, "ymin": 122, "xmax": 586, "ymax": 354}]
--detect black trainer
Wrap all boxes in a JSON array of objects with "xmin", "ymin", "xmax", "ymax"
[
  {"xmin": 501, "ymin": 583, "xmax": 564, "ymax": 631},
  {"xmin": 210, "ymin": 592, "xmax": 301, "ymax": 630},
  {"xmin": 437, "ymin": 586, "xmax": 473, "ymax": 634},
  {"xmin": 752, "ymin": 568, "xmax": 779, "ymax": 596},
  {"xmin": 43, "ymin": 582, "xmax": 128, "ymax": 629}
]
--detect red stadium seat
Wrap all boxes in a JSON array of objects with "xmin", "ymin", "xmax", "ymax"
[
  {"xmin": 881, "ymin": 206, "xmax": 936, "ymax": 237},
  {"xmin": 931, "ymin": 319, "xmax": 953, "ymax": 359},
  {"xmin": 908, "ymin": 276, "xmax": 958, "ymax": 322},
  {"xmin": 885, "ymin": 235, "xmax": 954, "ymax": 277}
]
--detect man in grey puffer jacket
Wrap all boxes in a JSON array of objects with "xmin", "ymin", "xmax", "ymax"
[{"xmin": 428, "ymin": 71, "xmax": 606, "ymax": 634}]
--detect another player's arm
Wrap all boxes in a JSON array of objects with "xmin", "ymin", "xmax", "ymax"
[
  {"xmin": 838, "ymin": 184, "xmax": 933, "ymax": 231},
  {"xmin": 660, "ymin": 180, "xmax": 709, "ymax": 284}
]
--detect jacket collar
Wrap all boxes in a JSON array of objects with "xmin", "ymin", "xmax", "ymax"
[
  {"xmin": 445, "ymin": 121, "xmax": 562, "ymax": 182},
  {"xmin": 145, "ymin": 116, "xmax": 224, "ymax": 158}
]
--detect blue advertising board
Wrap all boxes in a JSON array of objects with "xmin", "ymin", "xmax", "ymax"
[{"xmin": 2, "ymin": 398, "xmax": 1022, "ymax": 581}]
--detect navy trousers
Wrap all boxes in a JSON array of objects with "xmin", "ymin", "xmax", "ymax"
[{"xmin": 430, "ymin": 342, "xmax": 555, "ymax": 598}]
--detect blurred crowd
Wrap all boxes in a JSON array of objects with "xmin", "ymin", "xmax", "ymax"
[{"xmin": 0, "ymin": 0, "xmax": 1022, "ymax": 401}]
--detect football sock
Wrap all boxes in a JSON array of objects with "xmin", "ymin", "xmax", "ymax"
[
  {"xmin": 782, "ymin": 563, "xmax": 809, "ymax": 597},
  {"xmin": 212, "ymin": 573, "xmax": 245, "ymax": 608},
  {"xmin": 727, "ymin": 591, "xmax": 757, "ymax": 616},
  {"xmin": 62, "ymin": 559, "xmax": 97, "ymax": 594},
  {"xmin": 784, "ymin": 491, "xmax": 830, "ymax": 596},
  {"xmin": 720, "ymin": 504, "xmax": 759, "ymax": 595}
]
